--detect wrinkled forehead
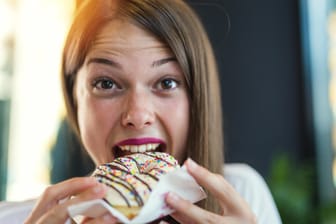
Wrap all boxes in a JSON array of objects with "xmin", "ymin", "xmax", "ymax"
[{"xmin": 87, "ymin": 19, "xmax": 172, "ymax": 58}]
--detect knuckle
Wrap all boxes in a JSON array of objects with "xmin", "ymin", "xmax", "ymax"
[
  {"xmin": 68, "ymin": 177, "xmax": 84, "ymax": 185},
  {"xmin": 42, "ymin": 185, "xmax": 55, "ymax": 200},
  {"xmin": 209, "ymin": 172, "xmax": 225, "ymax": 185},
  {"xmin": 212, "ymin": 173, "xmax": 224, "ymax": 181}
]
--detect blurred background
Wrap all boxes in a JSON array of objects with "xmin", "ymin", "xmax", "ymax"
[{"xmin": 0, "ymin": 0, "xmax": 336, "ymax": 223}]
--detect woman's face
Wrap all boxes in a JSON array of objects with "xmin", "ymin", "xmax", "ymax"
[{"xmin": 75, "ymin": 19, "xmax": 190, "ymax": 165}]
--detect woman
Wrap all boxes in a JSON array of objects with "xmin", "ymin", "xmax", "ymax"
[{"xmin": 24, "ymin": 0, "xmax": 281, "ymax": 223}]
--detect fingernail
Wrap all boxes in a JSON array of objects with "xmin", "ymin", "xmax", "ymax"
[
  {"xmin": 167, "ymin": 192, "xmax": 180, "ymax": 203},
  {"xmin": 186, "ymin": 158, "xmax": 197, "ymax": 170},
  {"xmin": 93, "ymin": 184, "xmax": 104, "ymax": 194},
  {"xmin": 103, "ymin": 214, "xmax": 114, "ymax": 222}
]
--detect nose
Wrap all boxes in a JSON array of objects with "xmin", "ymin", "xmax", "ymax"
[{"xmin": 121, "ymin": 90, "xmax": 155, "ymax": 129}]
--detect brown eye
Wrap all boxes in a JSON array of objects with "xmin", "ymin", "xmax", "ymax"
[{"xmin": 93, "ymin": 78, "xmax": 116, "ymax": 90}]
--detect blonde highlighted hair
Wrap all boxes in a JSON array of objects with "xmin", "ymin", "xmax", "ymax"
[{"xmin": 61, "ymin": 0, "xmax": 224, "ymax": 213}]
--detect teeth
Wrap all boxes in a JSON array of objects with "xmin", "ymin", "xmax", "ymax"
[
  {"xmin": 130, "ymin": 145, "xmax": 138, "ymax": 153},
  {"xmin": 146, "ymin": 144, "xmax": 152, "ymax": 150},
  {"xmin": 139, "ymin": 145, "xmax": 146, "ymax": 152},
  {"xmin": 119, "ymin": 143, "xmax": 160, "ymax": 153}
]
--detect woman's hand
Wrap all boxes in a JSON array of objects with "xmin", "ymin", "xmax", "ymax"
[
  {"xmin": 165, "ymin": 159, "xmax": 257, "ymax": 224},
  {"xmin": 24, "ymin": 177, "xmax": 117, "ymax": 224}
]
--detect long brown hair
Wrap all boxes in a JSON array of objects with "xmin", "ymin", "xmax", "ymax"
[{"xmin": 61, "ymin": 0, "xmax": 224, "ymax": 213}]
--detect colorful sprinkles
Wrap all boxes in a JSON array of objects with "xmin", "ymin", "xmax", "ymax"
[{"xmin": 92, "ymin": 152, "xmax": 179, "ymax": 208}]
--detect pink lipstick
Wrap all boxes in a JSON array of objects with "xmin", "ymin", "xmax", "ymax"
[{"xmin": 116, "ymin": 138, "xmax": 164, "ymax": 146}]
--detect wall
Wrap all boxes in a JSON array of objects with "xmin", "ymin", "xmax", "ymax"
[{"xmin": 188, "ymin": 0, "xmax": 312, "ymax": 177}]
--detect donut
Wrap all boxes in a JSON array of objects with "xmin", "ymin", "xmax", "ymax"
[{"xmin": 92, "ymin": 152, "xmax": 180, "ymax": 219}]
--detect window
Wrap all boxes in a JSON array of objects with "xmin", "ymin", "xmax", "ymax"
[
  {"xmin": 1, "ymin": 0, "xmax": 75, "ymax": 201},
  {"xmin": 300, "ymin": 0, "xmax": 336, "ymax": 203}
]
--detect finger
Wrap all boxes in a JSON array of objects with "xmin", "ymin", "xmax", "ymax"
[
  {"xmin": 166, "ymin": 192, "xmax": 254, "ymax": 224},
  {"xmin": 158, "ymin": 221, "xmax": 169, "ymax": 224},
  {"xmin": 37, "ymin": 183, "xmax": 107, "ymax": 224},
  {"xmin": 42, "ymin": 177, "xmax": 99, "ymax": 203},
  {"xmin": 25, "ymin": 178, "xmax": 103, "ymax": 224},
  {"xmin": 185, "ymin": 159, "xmax": 251, "ymax": 215},
  {"xmin": 81, "ymin": 212, "xmax": 118, "ymax": 224},
  {"xmin": 166, "ymin": 192, "xmax": 222, "ymax": 224}
]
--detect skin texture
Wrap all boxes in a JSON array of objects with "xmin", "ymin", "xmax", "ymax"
[
  {"xmin": 75, "ymin": 19, "xmax": 189, "ymax": 165},
  {"xmin": 25, "ymin": 19, "xmax": 256, "ymax": 224}
]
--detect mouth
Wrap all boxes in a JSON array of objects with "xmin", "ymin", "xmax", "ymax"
[{"xmin": 113, "ymin": 138, "xmax": 167, "ymax": 158}]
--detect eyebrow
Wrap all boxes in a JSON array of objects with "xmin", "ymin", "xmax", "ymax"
[
  {"xmin": 87, "ymin": 57, "xmax": 122, "ymax": 69},
  {"xmin": 151, "ymin": 57, "xmax": 177, "ymax": 67}
]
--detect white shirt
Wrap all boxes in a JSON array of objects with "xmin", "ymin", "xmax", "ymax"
[
  {"xmin": 0, "ymin": 163, "xmax": 282, "ymax": 224},
  {"xmin": 224, "ymin": 163, "xmax": 282, "ymax": 224}
]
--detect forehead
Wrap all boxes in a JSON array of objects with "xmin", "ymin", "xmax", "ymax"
[{"xmin": 88, "ymin": 19, "xmax": 171, "ymax": 56}]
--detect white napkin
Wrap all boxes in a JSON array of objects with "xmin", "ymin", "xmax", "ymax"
[{"xmin": 68, "ymin": 166, "xmax": 206, "ymax": 223}]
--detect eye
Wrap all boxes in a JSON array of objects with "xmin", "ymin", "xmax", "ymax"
[
  {"xmin": 158, "ymin": 78, "xmax": 178, "ymax": 90},
  {"xmin": 92, "ymin": 77, "xmax": 117, "ymax": 90},
  {"xmin": 91, "ymin": 77, "xmax": 121, "ymax": 97}
]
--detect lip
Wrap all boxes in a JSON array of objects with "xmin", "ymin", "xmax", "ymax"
[{"xmin": 115, "ymin": 137, "xmax": 165, "ymax": 146}]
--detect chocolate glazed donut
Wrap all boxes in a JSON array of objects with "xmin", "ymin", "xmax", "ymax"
[{"xmin": 92, "ymin": 152, "xmax": 180, "ymax": 219}]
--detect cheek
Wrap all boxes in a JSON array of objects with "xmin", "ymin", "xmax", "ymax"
[
  {"xmin": 77, "ymin": 99, "xmax": 101, "ymax": 141},
  {"xmin": 76, "ymin": 96, "xmax": 119, "ymax": 163},
  {"xmin": 162, "ymin": 96, "xmax": 189, "ymax": 162},
  {"xmin": 77, "ymin": 100, "xmax": 101, "ymax": 154}
]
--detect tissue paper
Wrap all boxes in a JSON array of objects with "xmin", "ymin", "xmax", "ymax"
[{"xmin": 68, "ymin": 166, "xmax": 206, "ymax": 224}]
